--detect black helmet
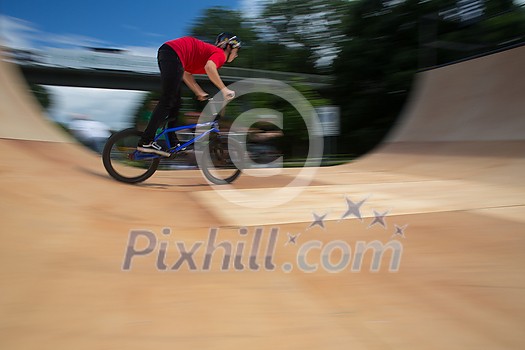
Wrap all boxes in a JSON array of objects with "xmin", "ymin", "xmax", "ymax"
[{"xmin": 215, "ymin": 32, "xmax": 242, "ymax": 50}]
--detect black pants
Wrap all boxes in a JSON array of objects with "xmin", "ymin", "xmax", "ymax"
[{"xmin": 142, "ymin": 44, "xmax": 184, "ymax": 142}]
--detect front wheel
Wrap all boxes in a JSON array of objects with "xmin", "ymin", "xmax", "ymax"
[
  {"xmin": 200, "ymin": 137, "xmax": 243, "ymax": 185},
  {"xmin": 102, "ymin": 128, "xmax": 160, "ymax": 184}
]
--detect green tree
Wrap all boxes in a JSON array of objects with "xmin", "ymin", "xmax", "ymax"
[
  {"xmin": 333, "ymin": 0, "xmax": 525, "ymax": 156},
  {"xmin": 187, "ymin": 5, "xmax": 327, "ymax": 73},
  {"xmin": 29, "ymin": 84, "xmax": 52, "ymax": 110},
  {"xmin": 133, "ymin": 91, "xmax": 160, "ymax": 131},
  {"xmin": 257, "ymin": 0, "xmax": 348, "ymax": 72},
  {"xmin": 254, "ymin": 0, "xmax": 348, "ymax": 73},
  {"xmin": 189, "ymin": 7, "xmax": 259, "ymax": 69}
]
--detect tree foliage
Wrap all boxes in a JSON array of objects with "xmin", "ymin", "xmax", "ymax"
[
  {"xmin": 332, "ymin": 0, "xmax": 525, "ymax": 155},
  {"xmin": 189, "ymin": 7, "xmax": 259, "ymax": 69},
  {"xmin": 142, "ymin": 0, "xmax": 525, "ymax": 158},
  {"xmin": 257, "ymin": 0, "xmax": 348, "ymax": 70},
  {"xmin": 29, "ymin": 84, "xmax": 52, "ymax": 110},
  {"xmin": 188, "ymin": 5, "xmax": 331, "ymax": 73}
]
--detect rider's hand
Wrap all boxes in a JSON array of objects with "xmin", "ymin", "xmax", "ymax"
[
  {"xmin": 196, "ymin": 93, "xmax": 209, "ymax": 101},
  {"xmin": 222, "ymin": 88, "xmax": 235, "ymax": 101}
]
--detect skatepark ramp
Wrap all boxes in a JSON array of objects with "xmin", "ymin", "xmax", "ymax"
[
  {"xmin": 1, "ymin": 44, "xmax": 525, "ymax": 349},
  {"xmin": 0, "ymin": 51, "xmax": 72, "ymax": 142},
  {"xmin": 344, "ymin": 44, "xmax": 525, "ymax": 184},
  {"xmin": 391, "ymin": 45, "xmax": 525, "ymax": 143}
]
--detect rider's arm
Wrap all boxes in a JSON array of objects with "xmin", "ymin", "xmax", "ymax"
[
  {"xmin": 205, "ymin": 60, "xmax": 234, "ymax": 99},
  {"xmin": 183, "ymin": 71, "xmax": 208, "ymax": 100}
]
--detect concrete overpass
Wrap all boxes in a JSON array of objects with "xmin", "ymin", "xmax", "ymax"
[
  {"xmin": 9, "ymin": 47, "xmax": 333, "ymax": 92},
  {"xmin": 19, "ymin": 64, "xmax": 334, "ymax": 92}
]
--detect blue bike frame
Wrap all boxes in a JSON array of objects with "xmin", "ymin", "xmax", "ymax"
[{"xmin": 133, "ymin": 120, "xmax": 220, "ymax": 160}]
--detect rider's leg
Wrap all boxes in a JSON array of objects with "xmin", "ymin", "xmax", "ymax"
[
  {"xmin": 139, "ymin": 44, "xmax": 183, "ymax": 154},
  {"xmin": 166, "ymin": 90, "xmax": 182, "ymax": 148}
]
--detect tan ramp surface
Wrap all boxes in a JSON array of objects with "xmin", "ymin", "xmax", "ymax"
[
  {"xmin": 0, "ymin": 56, "xmax": 72, "ymax": 142},
  {"xmin": 1, "ymin": 45, "xmax": 525, "ymax": 349},
  {"xmin": 196, "ymin": 45, "xmax": 525, "ymax": 225}
]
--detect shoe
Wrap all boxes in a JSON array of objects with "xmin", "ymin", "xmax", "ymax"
[{"xmin": 137, "ymin": 140, "xmax": 171, "ymax": 157}]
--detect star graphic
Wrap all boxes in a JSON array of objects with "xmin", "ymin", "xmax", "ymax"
[
  {"xmin": 368, "ymin": 210, "xmax": 389, "ymax": 229},
  {"xmin": 392, "ymin": 224, "xmax": 408, "ymax": 239},
  {"xmin": 308, "ymin": 212, "xmax": 328, "ymax": 230},
  {"xmin": 285, "ymin": 232, "xmax": 301, "ymax": 246},
  {"xmin": 340, "ymin": 196, "xmax": 367, "ymax": 221}
]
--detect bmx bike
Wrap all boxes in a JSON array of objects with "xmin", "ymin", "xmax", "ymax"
[{"xmin": 102, "ymin": 98, "xmax": 243, "ymax": 185}]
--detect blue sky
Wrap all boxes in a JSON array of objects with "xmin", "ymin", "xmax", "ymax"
[{"xmin": 0, "ymin": 0, "xmax": 256, "ymax": 50}]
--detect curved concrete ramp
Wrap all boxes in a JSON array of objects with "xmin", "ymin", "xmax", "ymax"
[
  {"xmin": 0, "ymin": 53, "xmax": 72, "ymax": 142},
  {"xmin": 390, "ymin": 45, "xmax": 525, "ymax": 142},
  {"xmin": 1, "ymin": 45, "xmax": 525, "ymax": 349},
  {"xmin": 196, "ymin": 46, "xmax": 525, "ymax": 226}
]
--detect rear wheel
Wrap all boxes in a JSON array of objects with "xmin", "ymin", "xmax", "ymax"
[
  {"xmin": 102, "ymin": 128, "xmax": 160, "ymax": 184},
  {"xmin": 200, "ymin": 137, "xmax": 243, "ymax": 185}
]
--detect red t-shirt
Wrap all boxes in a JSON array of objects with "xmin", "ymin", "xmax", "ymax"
[{"xmin": 165, "ymin": 37, "xmax": 226, "ymax": 74}]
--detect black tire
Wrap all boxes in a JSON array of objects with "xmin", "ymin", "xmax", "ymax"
[
  {"xmin": 102, "ymin": 128, "xmax": 160, "ymax": 184},
  {"xmin": 200, "ymin": 137, "xmax": 242, "ymax": 185}
]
